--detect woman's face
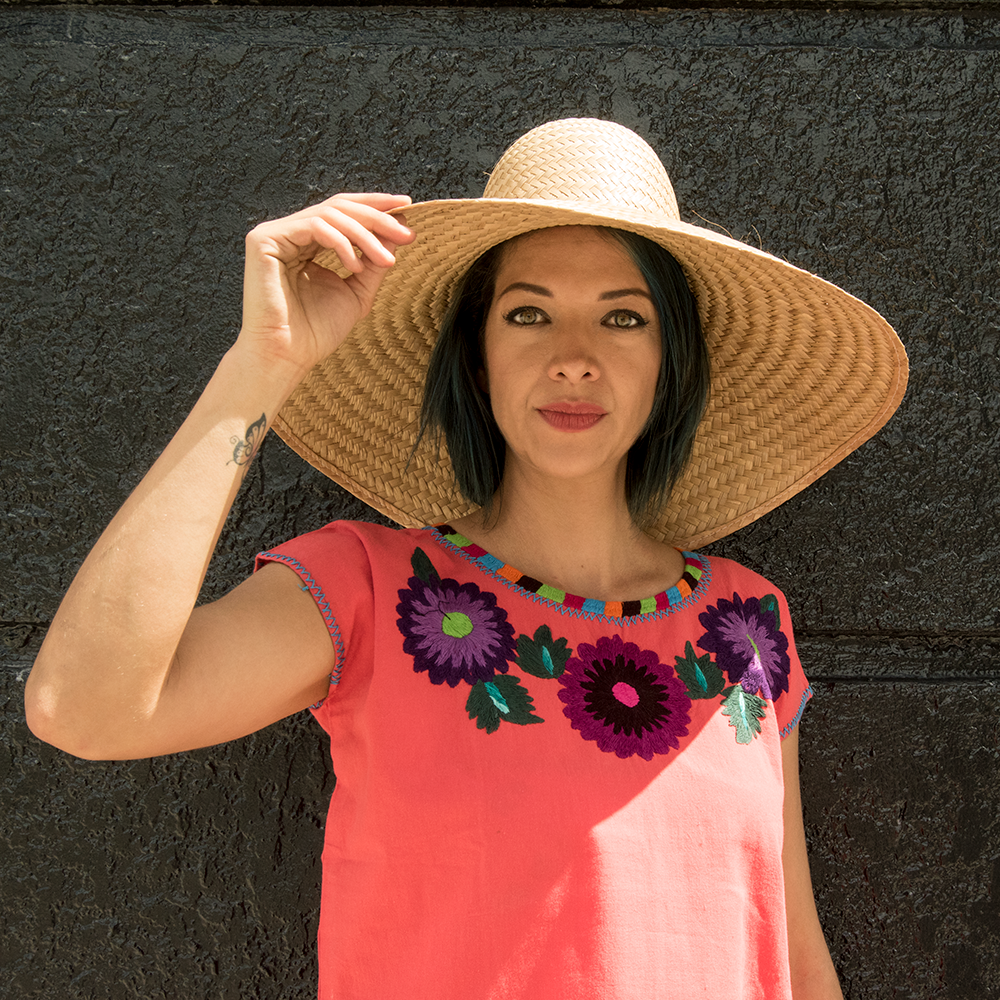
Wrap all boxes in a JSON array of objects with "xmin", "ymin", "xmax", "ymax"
[{"xmin": 481, "ymin": 226, "xmax": 662, "ymax": 491}]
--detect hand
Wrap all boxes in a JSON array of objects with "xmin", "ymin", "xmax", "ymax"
[{"xmin": 238, "ymin": 192, "xmax": 416, "ymax": 374}]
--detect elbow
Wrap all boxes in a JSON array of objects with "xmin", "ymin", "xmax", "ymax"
[
  {"xmin": 25, "ymin": 705, "xmax": 121, "ymax": 761},
  {"xmin": 23, "ymin": 666, "xmax": 60, "ymax": 747},
  {"xmin": 24, "ymin": 660, "xmax": 118, "ymax": 761},
  {"xmin": 24, "ymin": 686, "xmax": 93, "ymax": 760},
  {"xmin": 26, "ymin": 631, "xmax": 178, "ymax": 760}
]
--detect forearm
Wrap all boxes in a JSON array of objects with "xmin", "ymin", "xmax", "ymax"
[
  {"xmin": 25, "ymin": 344, "xmax": 308, "ymax": 758},
  {"xmin": 790, "ymin": 957, "xmax": 844, "ymax": 1000},
  {"xmin": 782, "ymin": 729, "xmax": 844, "ymax": 1000}
]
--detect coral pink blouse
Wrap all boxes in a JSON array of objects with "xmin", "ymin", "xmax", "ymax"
[{"xmin": 257, "ymin": 520, "xmax": 812, "ymax": 1000}]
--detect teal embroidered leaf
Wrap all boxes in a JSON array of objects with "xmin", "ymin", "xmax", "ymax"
[
  {"xmin": 484, "ymin": 681, "xmax": 510, "ymax": 714},
  {"xmin": 516, "ymin": 625, "xmax": 572, "ymax": 679},
  {"xmin": 674, "ymin": 641, "xmax": 726, "ymax": 699},
  {"xmin": 410, "ymin": 547, "xmax": 440, "ymax": 584},
  {"xmin": 466, "ymin": 675, "xmax": 544, "ymax": 733},
  {"xmin": 720, "ymin": 686, "xmax": 767, "ymax": 744},
  {"xmin": 466, "ymin": 682, "xmax": 503, "ymax": 733},
  {"xmin": 760, "ymin": 593, "xmax": 780, "ymax": 630}
]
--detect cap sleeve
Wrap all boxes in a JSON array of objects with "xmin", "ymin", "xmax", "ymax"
[
  {"xmin": 772, "ymin": 586, "xmax": 812, "ymax": 739},
  {"xmin": 255, "ymin": 521, "xmax": 375, "ymax": 705}
]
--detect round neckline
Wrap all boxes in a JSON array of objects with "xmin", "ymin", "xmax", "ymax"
[{"xmin": 429, "ymin": 524, "xmax": 709, "ymax": 622}]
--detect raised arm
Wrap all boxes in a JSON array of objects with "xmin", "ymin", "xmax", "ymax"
[{"xmin": 25, "ymin": 193, "xmax": 415, "ymax": 760}]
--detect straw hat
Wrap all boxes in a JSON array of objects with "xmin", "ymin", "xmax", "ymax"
[{"xmin": 273, "ymin": 118, "xmax": 907, "ymax": 549}]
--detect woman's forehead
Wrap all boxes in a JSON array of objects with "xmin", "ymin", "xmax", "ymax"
[{"xmin": 494, "ymin": 225, "xmax": 643, "ymax": 279}]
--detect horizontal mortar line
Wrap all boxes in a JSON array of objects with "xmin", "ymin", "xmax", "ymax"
[
  {"xmin": 19, "ymin": 38, "xmax": 1000, "ymax": 53},
  {"xmin": 809, "ymin": 673, "xmax": 1000, "ymax": 683},
  {"xmin": 799, "ymin": 630, "xmax": 1000, "ymax": 641},
  {"xmin": 11, "ymin": 14, "xmax": 1000, "ymax": 51}
]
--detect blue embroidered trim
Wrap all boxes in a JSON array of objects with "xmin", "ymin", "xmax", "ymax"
[
  {"xmin": 779, "ymin": 684, "xmax": 813, "ymax": 740},
  {"xmin": 425, "ymin": 527, "xmax": 713, "ymax": 626},
  {"xmin": 257, "ymin": 550, "xmax": 345, "ymax": 708}
]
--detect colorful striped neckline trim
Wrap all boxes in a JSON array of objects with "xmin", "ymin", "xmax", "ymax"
[{"xmin": 430, "ymin": 525, "xmax": 708, "ymax": 620}]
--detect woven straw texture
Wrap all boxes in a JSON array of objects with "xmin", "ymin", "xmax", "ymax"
[{"xmin": 274, "ymin": 119, "xmax": 907, "ymax": 548}]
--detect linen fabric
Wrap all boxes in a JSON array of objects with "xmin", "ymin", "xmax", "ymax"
[{"xmin": 256, "ymin": 520, "xmax": 813, "ymax": 1000}]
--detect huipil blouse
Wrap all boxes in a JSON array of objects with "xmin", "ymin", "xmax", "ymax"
[{"xmin": 256, "ymin": 520, "xmax": 813, "ymax": 1000}]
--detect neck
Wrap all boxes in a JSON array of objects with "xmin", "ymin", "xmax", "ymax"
[{"xmin": 450, "ymin": 464, "xmax": 681, "ymax": 602}]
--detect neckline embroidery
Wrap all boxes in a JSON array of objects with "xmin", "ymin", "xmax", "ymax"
[{"xmin": 428, "ymin": 524, "xmax": 710, "ymax": 624}]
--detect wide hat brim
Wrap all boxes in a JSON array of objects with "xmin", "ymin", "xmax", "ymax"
[
  {"xmin": 274, "ymin": 116, "xmax": 906, "ymax": 548},
  {"xmin": 274, "ymin": 195, "xmax": 906, "ymax": 549}
]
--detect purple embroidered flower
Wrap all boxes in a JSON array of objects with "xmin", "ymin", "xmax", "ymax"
[
  {"xmin": 397, "ymin": 576, "xmax": 516, "ymax": 687},
  {"xmin": 558, "ymin": 635, "xmax": 691, "ymax": 760},
  {"xmin": 697, "ymin": 593, "xmax": 790, "ymax": 700}
]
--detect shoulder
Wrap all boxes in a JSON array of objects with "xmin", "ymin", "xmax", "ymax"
[
  {"xmin": 690, "ymin": 551, "xmax": 799, "ymax": 646},
  {"xmin": 258, "ymin": 519, "xmax": 429, "ymax": 569},
  {"xmin": 694, "ymin": 551, "xmax": 791, "ymax": 602}
]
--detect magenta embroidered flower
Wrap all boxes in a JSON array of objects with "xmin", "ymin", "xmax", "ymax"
[
  {"xmin": 697, "ymin": 593, "xmax": 790, "ymax": 700},
  {"xmin": 558, "ymin": 635, "xmax": 691, "ymax": 760},
  {"xmin": 397, "ymin": 576, "xmax": 516, "ymax": 687}
]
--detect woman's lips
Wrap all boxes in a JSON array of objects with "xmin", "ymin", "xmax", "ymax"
[{"xmin": 537, "ymin": 402, "xmax": 607, "ymax": 432}]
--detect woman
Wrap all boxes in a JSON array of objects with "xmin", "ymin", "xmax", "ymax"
[{"xmin": 25, "ymin": 119, "xmax": 906, "ymax": 998}]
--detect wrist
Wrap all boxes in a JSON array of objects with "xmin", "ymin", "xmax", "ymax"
[{"xmin": 219, "ymin": 338, "xmax": 315, "ymax": 404}]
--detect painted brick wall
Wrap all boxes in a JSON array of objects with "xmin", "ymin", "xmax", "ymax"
[{"xmin": 2, "ymin": 7, "xmax": 998, "ymax": 998}]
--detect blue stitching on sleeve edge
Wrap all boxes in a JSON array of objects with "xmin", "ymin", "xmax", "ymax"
[
  {"xmin": 257, "ymin": 550, "xmax": 344, "ymax": 707},
  {"xmin": 779, "ymin": 684, "xmax": 813, "ymax": 740}
]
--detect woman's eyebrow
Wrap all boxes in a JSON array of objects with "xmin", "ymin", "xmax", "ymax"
[
  {"xmin": 598, "ymin": 287, "xmax": 653, "ymax": 301},
  {"xmin": 496, "ymin": 283, "xmax": 652, "ymax": 301},
  {"xmin": 496, "ymin": 281, "xmax": 551, "ymax": 298}
]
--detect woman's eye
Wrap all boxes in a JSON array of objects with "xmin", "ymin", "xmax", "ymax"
[
  {"xmin": 605, "ymin": 310, "xmax": 646, "ymax": 329},
  {"xmin": 505, "ymin": 307, "xmax": 547, "ymax": 325}
]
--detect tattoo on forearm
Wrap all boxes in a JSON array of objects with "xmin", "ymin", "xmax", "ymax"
[{"xmin": 230, "ymin": 413, "xmax": 267, "ymax": 480}]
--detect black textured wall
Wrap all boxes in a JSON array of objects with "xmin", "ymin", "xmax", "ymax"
[{"xmin": 2, "ymin": 6, "xmax": 998, "ymax": 998}]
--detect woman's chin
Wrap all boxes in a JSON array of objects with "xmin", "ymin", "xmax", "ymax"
[{"xmin": 505, "ymin": 450, "xmax": 629, "ymax": 494}]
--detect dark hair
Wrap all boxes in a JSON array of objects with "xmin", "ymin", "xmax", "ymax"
[{"xmin": 417, "ymin": 226, "xmax": 709, "ymax": 525}]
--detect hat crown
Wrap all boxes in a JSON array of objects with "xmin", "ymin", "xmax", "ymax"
[{"xmin": 482, "ymin": 118, "xmax": 679, "ymax": 220}]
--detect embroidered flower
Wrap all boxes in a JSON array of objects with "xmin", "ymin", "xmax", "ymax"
[
  {"xmin": 697, "ymin": 593, "xmax": 790, "ymax": 700},
  {"xmin": 557, "ymin": 635, "xmax": 691, "ymax": 760},
  {"xmin": 397, "ymin": 575, "xmax": 516, "ymax": 687}
]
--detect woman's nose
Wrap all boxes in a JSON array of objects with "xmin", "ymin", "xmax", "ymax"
[{"xmin": 547, "ymin": 331, "xmax": 600, "ymax": 382}]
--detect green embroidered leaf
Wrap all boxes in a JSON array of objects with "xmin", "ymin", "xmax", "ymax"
[
  {"xmin": 720, "ymin": 686, "xmax": 768, "ymax": 744},
  {"xmin": 410, "ymin": 547, "xmax": 440, "ymax": 584},
  {"xmin": 492, "ymin": 675, "xmax": 544, "ymax": 726},
  {"xmin": 466, "ymin": 675, "xmax": 544, "ymax": 733},
  {"xmin": 674, "ymin": 641, "xmax": 726, "ymax": 699},
  {"xmin": 516, "ymin": 625, "xmax": 572, "ymax": 679},
  {"xmin": 466, "ymin": 682, "xmax": 503, "ymax": 734},
  {"xmin": 760, "ymin": 593, "xmax": 780, "ymax": 630}
]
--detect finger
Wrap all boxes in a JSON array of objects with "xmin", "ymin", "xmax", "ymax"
[
  {"xmin": 250, "ymin": 218, "xmax": 358, "ymax": 277},
  {"xmin": 357, "ymin": 236, "xmax": 400, "ymax": 271},
  {"xmin": 261, "ymin": 195, "xmax": 415, "ymax": 252},
  {"xmin": 306, "ymin": 208, "xmax": 413, "ymax": 269},
  {"xmin": 302, "ymin": 219, "xmax": 369, "ymax": 273},
  {"xmin": 250, "ymin": 199, "xmax": 414, "ymax": 279},
  {"xmin": 334, "ymin": 192, "xmax": 412, "ymax": 210},
  {"xmin": 343, "ymin": 248, "xmax": 397, "ymax": 305},
  {"xmin": 255, "ymin": 212, "xmax": 394, "ymax": 274},
  {"xmin": 316, "ymin": 199, "xmax": 416, "ymax": 247},
  {"xmin": 315, "ymin": 212, "xmax": 401, "ymax": 269},
  {"xmin": 299, "ymin": 232, "xmax": 397, "ymax": 313}
]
